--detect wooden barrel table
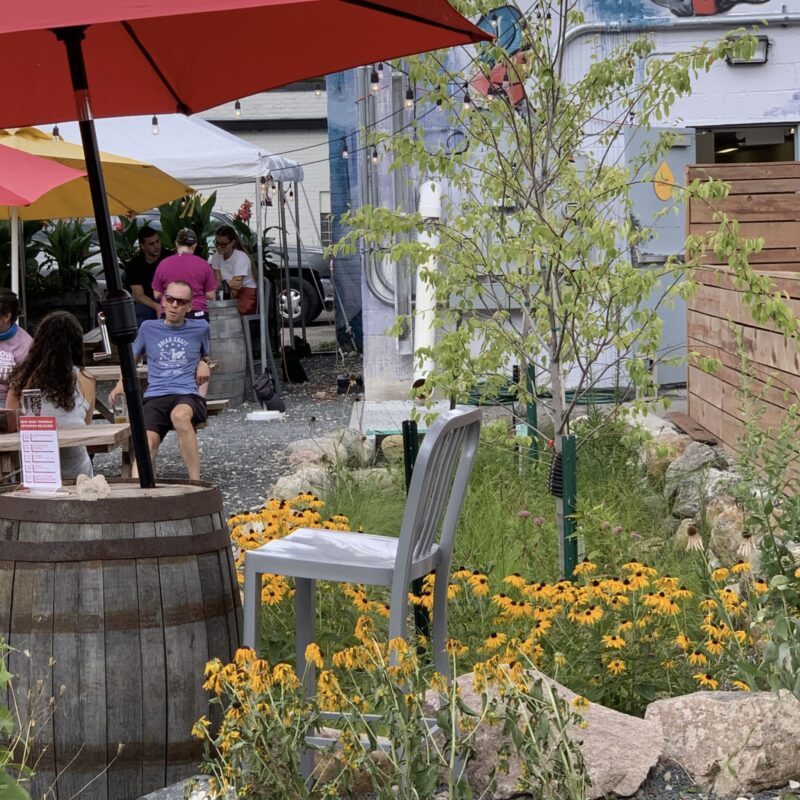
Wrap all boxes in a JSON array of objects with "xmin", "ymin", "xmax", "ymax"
[
  {"xmin": 207, "ymin": 299, "xmax": 246, "ymax": 407},
  {"xmin": 0, "ymin": 481, "xmax": 242, "ymax": 800}
]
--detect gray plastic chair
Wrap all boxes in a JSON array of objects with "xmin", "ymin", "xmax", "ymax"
[{"xmin": 242, "ymin": 406, "xmax": 481, "ymax": 770}]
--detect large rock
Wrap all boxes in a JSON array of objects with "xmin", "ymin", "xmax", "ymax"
[
  {"xmin": 350, "ymin": 467, "xmax": 396, "ymax": 491},
  {"xmin": 334, "ymin": 427, "xmax": 376, "ymax": 466},
  {"xmin": 664, "ymin": 441, "xmax": 737, "ymax": 518},
  {"xmin": 646, "ymin": 690, "xmax": 800, "ymax": 796},
  {"xmin": 707, "ymin": 501, "xmax": 758, "ymax": 568},
  {"xmin": 138, "ymin": 777, "xmax": 210, "ymax": 799},
  {"xmin": 380, "ymin": 434, "xmax": 406, "ymax": 463},
  {"xmin": 443, "ymin": 671, "xmax": 662, "ymax": 799},
  {"xmin": 269, "ymin": 465, "xmax": 331, "ymax": 499},
  {"xmin": 286, "ymin": 436, "xmax": 345, "ymax": 468}
]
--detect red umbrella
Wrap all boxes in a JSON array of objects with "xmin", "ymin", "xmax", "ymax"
[
  {"xmin": 0, "ymin": 143, "xmax": 86, "ymax": 207},
  {"xmin": 0, "ymin": 1, "xmax": 491, "ymax": 127},
  {"xmin": 0, "ymin": 1, "xmax": 491, "ymax": 487}
]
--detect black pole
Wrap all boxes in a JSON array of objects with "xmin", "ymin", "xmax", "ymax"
[{"xmin": 55, "ymin": 26, "xmax": 155, "ymax": 488}]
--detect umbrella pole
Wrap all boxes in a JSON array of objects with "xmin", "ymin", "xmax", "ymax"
[
  {"xmin": 10, "ymin": 208, "xmax": 19, "ymax": 296},
  {"xmin": 55, "ymin": 25, "xmax": 156, "ymax": 489}
]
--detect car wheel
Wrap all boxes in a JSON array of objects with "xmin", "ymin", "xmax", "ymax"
[{"xmin": 279, "ymin": 278, "xmax": 323, "ymax": 325}]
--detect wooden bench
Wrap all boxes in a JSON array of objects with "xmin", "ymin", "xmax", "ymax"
[{"xmin": 0, "ymin": 423, "xmax": 132, "ymax": 482}]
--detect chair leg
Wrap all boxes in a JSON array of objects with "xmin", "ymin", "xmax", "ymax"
[
  {"xmin": 243, "ymin": 566, "xmax": 263, "ymax": 654},
  {"xmin": 431, "ymin": 570, "xmax": 449, "ymax": 680},
  {"xmin": 295, "ymin": 578, "xmax": 316, "ymax": 781}
]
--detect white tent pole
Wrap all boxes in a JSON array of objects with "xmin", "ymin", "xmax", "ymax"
[
  {"xmin": 10, "ymin": 208, "xmax": 19, "ymax": 296},
  {"xmin": 256, "ymin": 177, "xmax": 267, "ymax": 375}
]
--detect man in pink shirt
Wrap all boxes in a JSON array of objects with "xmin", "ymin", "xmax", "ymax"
[{"xmin": 152, "ymin": 228, "xmax": 217, "ymax": 320}]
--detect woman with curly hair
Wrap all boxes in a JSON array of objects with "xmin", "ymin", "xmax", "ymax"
[{"xmin": 8, "ymin": 311, "xmax": 96, "ymax": 480}]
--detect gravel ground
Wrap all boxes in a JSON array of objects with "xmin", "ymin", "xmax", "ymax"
[{"xmin": 93, "ymin": 350, "xmax": 362, "ymax": 517}]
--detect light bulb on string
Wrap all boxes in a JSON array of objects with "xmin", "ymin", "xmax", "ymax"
[
  {"xmin": 371, "ymin": 147, "xmax": 379, "ymax": 164},
  {"xmin": 314, "ymin": 83, "xmax": 323, "ymax": 97},
  {"xmin": 342, "ymin": 143, "xmax": 349, "ymax": 160},
  {"xmin": 151, "ymin": 115, "xmax": 159, "ymax": 135},
  {"xmin": 377, "ymin": 62, "xmax": 385, "ymax": 80},
  {"xmin": 369, "ymin": 68, "xmax": 380, "ymax": 93},
  {"xmin": 490, "ymin": 11, "xmax": 498, "ymax": 28},
  {"xmin": 288, "ymin": 186, "xmax": 294, "ymax": 201},
  {"xmin": 260, "ymin": 176, "xmax": 268, "ymax": 205},
  {"xmin": 462, "ymin": 85, "xmax": 471, "ymax": 111},
  {"xmin": 51, "ymin": 125, "xmax": 61, "ymax": 140},
  {"xmin": 405, "ymin": 87, "xmax": 414, "ymax": 110},
  {"xmin": 234, "ymin": 99, "xmax": 241, "ymax": 116}
]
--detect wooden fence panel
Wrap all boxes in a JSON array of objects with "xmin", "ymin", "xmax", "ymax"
[{"xmin": 686, "ymin": 162, "xmax": 800, "ymax": 455}]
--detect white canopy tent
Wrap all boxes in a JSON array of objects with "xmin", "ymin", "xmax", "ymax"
[{"xmin": 51, "ymin": 113, "xmax": 304, "ymax": 388}]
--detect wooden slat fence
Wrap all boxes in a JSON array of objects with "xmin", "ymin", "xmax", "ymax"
[{"xmin": 686, "ymin": 162, "xmax": 800, "ymax": 455}]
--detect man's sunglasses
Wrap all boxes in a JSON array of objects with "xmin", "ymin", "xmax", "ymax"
[
  {"xmin": 215, "ymin": 239, "xmax": 232, "ymax": 247},
  {"xmin": 164, "ymin": 294, "xmax": 191, "ymax": 307}
]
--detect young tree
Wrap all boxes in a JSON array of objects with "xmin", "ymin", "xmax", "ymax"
[{"xmin": 334, "ymin": 1, "xmax": 795, "ymax": 572}]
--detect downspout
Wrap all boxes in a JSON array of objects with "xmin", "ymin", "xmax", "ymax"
[
  {"xmin": 557, "ymin": 9, "xmax": 800, "ymax": 62},
  {"xmin": 411, "ymin": 180, "xmax": 441, "ymax": 398}
]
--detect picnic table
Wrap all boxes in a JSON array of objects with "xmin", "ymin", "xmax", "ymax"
[{"xmin": 0, "ymin": 422, "xmax": 132, "ymax": 481}]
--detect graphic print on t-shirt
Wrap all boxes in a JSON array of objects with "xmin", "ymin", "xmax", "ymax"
[
  {"xmin": 156, "ymin": 334, "xmax": 191, "ymax": 373},
  {"xmin": 0, "ymin": 349, "xmax": 16, "ymax": 383}
]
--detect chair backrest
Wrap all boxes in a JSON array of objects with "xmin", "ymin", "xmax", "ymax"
[{"xmin": 392, "ymin": 406, "xmax": 482, "ymax": 587}]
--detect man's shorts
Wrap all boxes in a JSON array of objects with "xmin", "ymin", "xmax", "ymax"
[{"xmin": 143, "ymin": 394, "xmax": 207, "ymax": 439}]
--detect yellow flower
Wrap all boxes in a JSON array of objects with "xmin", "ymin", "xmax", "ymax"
[
  {"xmin": 655, "ymin": 575, "xmax": 679, "ymax": 591},
  {"xmin": 191, "ymin": 716, "xmax": 211, "ymax": 740},
  {"xmin": 671, "ymin": 586, "xmax": 693, "ymax": 600},
  {"xmin": 607, "ymin": 659, "xmax": 626, "ymax": 675},
  {"xmin": 354, "ymin": 615, "xmax": 375, "ymax": 643},
  {"xmin": 751, "ymin": 578, "xmax": 769, "ymax": 595},
  {"xmin": 468, "ymin": 573, "xmax": 490, "ymax": 596},
  {"xmin": 483, "ymin": 632, "xmax": 507, "ymax": 651},
  {"xmin": 571, "ymin": 695, "xmax": 590, "ymax": 711},
  {"xmin": 699, "ymin": 598, "xmax": 718, "ymax": 612},
  {"xmin": 626, "ymin": 571, "xmax": 651, "ymax": 591},
  {"xmin": 452, "ymin": 566, "xmax": 473, "ymax": 580},
  {"xmin": 688, "ymin": 650, "xmax": 708, "ymax": 666},
  {"xmin": 445, "ymin": 638, "xmax": 469, "ymax": 657},
  {"xmin": 731, "ymin": 560, "xmax": 751, "ymax": 575},
  {"xmin": 674, "ymin": 633, "xmax": 692, "ymax": 650},
  {"xmin": 305, "ymin": 643, "xmax": 324, "ymax": 669},
  {"xmin": 492, "ymin": 593, "xmax": 514, "ymax": 611},
  {"xmin": 573, "ymin": 605, "xmax": 604, "ymax": 626},
  {"xmin": 693, "ymin": 672, "xmax": 718, "ymax": 690},
  {"xmin": 704, "ymin": 637, "xmax": 723, "ymax": 656},
  {"xmin": 272, "ymin": 662, "xmax": 299, "ymax": 688},
  {"xmin": 573, "ymin": 560, "xmax": 597, "ymax": 576},
  {"xmin": 661, "ymin": 659, "xmax": 676, "ymax": 669},
  {"xmin": 601, "ymin": 634, "xmax": 626, "ymax": 650},
  {"xmin": 731, "ymin": 680, "xmax": 751, "ymax": 692},
  {"xmin": 795, "ymin": 567, "xmax": 800, "ymax": 579},
  {"xmin": 617, "ymin": 620, "xmax": 634, "ymax": 633},
  {"xmin": 503, "ymin": 573, "xmax": 527, "ymax": 589},
  {"xmin": 554, "ymin": 653, "xmax": 567, "ymax": 667},
  {"xmin": 711, "ymin": 567, "xmax": 730, "ymax": 582}
]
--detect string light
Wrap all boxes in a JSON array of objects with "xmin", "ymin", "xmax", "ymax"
[
  {"xmin": 462, "ymin": 84, "xmax": 471, "ymax": 111},
  {"xmin": 342, "ymin": 142, "xmax": 349, "ymax": 159},
  {"xmin": 377, "ymin": 62, "xmax": 385, "ymax": 80},
  {"xmin": 490, "ymin": 11, "xmax": 498, "ymax": 28},
  {"xmin": 314, "ymin": 82, "xmax": 323, "ymax": 97},
  {"xmin": 405, "ymin": 87, "xmax": 414, "ymax": 109},
  {"xmin": 234, "ymin": 99, "xmax": 242, "ymax": 116},
  {"xmin": 370, "ymin": 68, "xmax": 380, "ymax": 93},
  {"xmin": 371, "ymin": 146, "xmax": 379, "ymax": 164},
  {"xmin": 51, "ymin": 125, "xmax": 61, "ymax": 140},
  {"xmin": 151, "ymin": 115, "xmax": 159, "ymax": 135},
  {"xmin": 288, "ymin": 186, "xmax": 294, "ymax": 200}
]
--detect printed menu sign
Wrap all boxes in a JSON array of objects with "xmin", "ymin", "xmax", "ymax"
[{"xmin": 19, "ymin": 416, "xmax": 61, "ymax": 494}]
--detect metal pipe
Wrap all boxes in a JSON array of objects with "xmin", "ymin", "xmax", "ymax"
[
  {"xmin": 255, "ymin": 177, "xmax": 268, "ymax": 379},
  {"xmin": 294, "ymin": 181, "xmax": 307, "ymax": 341},
  {"xmin": 10, "ymin": 208, "xmax": 19, "ymax": 296},
  {"xmin": 278, "ymin": 183, "xmax": 295, "ymax": 343},
  {"xmin": 557, "ymin": 10, "xmax": 800, "ymax": 62},
  {"xmin": 56, "ymin": 25, "xmax": 154, "ymax": 488}
]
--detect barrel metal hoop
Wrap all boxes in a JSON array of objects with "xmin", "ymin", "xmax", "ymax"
[
  {"xmin": 1, "ymin": 528, "xmax": 232, "ymax": 562},
  {"xmin": 0, "ymin": 479, "xmax": 222, "ymax": 523}
]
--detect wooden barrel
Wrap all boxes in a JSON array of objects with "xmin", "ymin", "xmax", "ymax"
[
  {"xmin": 0, "ymin": 480, "xmax": 242, "ymax": 800},
  {"xmin": 207, "ymin": 300, "xmax": 246, "ymax": 407}
]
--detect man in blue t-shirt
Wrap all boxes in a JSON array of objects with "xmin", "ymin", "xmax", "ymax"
[{"xmin": 109, "ymin": 280, "xmax": 211, "ymax": 480}]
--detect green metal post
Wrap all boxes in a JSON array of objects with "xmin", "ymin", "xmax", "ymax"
[
  {"xmin": 526, "ymin": 364, "xmax": 538, "ymax": 463},
  {"xmin": 560, "ymin": 433, "xmax": 578, "ymax": 579}
]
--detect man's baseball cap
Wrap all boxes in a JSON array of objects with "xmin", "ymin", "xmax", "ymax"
[{"xmin": 176, "ymin": 227, "xmax": 198, "ymax": 246}]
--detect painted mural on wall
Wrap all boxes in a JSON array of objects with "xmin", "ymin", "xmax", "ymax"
[{"xmin": 586, "ymin": 0, "xmax": 782, "ymax": 20}]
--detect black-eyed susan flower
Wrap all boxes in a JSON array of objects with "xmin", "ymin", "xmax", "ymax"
[
  {"xmin": 674, "ymin": 633, "xmax": 692, "ymax": 650},
  {"xmin": 575, "ymin": 605, "xmax": 603, "ymax": 626},
  {"xmin": 468, "ymin": 573, "xmax": 490, "ymax": 596},
  {"xmin": 483, "ymin": 632, "xmax": 507, "ymax": 651},
  {"xmin": 503, "ymin": 573, "xmax": 526, "ymax": 589},
  {"xmin": 601, "ymin": 634, "xmax": 626, "ymax": 650},
  {"xmin": 704, "ymin": 637, "xmax": 723, "ymax": 656},
  {"xmin": 692, "ymin": 672, "xmax": 718, "ymax": 689},
  {"xmin": 711, "ymin": 566, "xmax": 729, "ymax": 582},
  {"xmin": 671, "ymin": 585, "xmax": 693, "ymax": 600},
  {"xmin": 685, "ymin": 525, "xmax": 703, "ymax": 552},
  {"xmin": 573, "ymin": 560, "xmax": 597, "ymax": 576},
  {"xmin": 731, "ymin": 560, "xmax": 751, "ymax": 575},
  {"xmin": 688, "ymin": 650, "xmax": 708, "ymax": 667},
  {"xmin": 751, "ymin": 578, "xmax": 769, "ymax": 595},
  {"xmin": 571, "ymin": 695, "xmax": 590, "ymax": 711},
  {"xmin": 731, "ymin": 680, "xmax": 751, "ymax": 692},
  {"xmin": 607, "ymin": 659, "xmax": 626, "ymax": 675},
  {"xmin": 445, "ymin": 638, "xmax": 469, "ymax": 657},
  {"xmin": 452, "ymin": 566, "xmax": 472, "ymax": 580}
]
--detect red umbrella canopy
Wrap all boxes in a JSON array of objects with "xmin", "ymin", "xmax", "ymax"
[
  {"xmin": 0, "ymin": 143, "xmax": 86, "ymax": 208},
  {"xmin": 0, "ymin": 0, "xmax": 492, "ymax": 128}
]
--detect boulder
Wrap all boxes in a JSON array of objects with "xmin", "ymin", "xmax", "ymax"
[
  {"xmin": 334, "ymin": 427, "xmax": 376, "ymax": 466},
  {"xmin": 665, "ymin": 444, "xmax": 737, "ymax": 519},
  {"xmin": 441, "ymin": 671, "xmax": 662, "ymax": 799},
  {"xmin": 642, "ymin": 433, "xmax": 694, "ymax": 481},
  {"xmin": 645, "ymin": 690, "xmax": 800, "ymax": 796},
  {"xmin": 380, "ymin": 434, "xmax": 406, "ymax": 463},
  {"xmin": 708, "ymin": 501, "xmax": 759, "ymax": 568},
  {"xmin": 286, "ymin": 436, "xmax": 345, "ymax": 468},
  {"xmin": 137, "ymin": 777, "xmax": 210, "ymax": 799},
  {"xmin": 349, "ymin": 468, "xmax": 396, "ymax": 491},
  {"xmin": 269, "ymin": 465, "xmax": 331, "ymax": 499}
]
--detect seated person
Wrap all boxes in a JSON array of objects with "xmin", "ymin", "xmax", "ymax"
[
  {"xmin": 109, "ymin": 280, "xmax": 210, "ymax": 481},
  {"xmin": 210, "ymin": 225, "xmax": 257, "ymax": 315},
  {"xmin": 0, "ymin": 288, "xmax": 33, "ymax": 407},
  {"xmin": 125, "ymin": 225, "xmax": 174, "ymax": 327},
  {"xmin": 7, "ymin": 311, "xmax": 96, "ymax": 480}
]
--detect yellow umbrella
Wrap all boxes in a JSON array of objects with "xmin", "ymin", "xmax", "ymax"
[{"xmin": 0, "ymin": 127, "xmax": 191, "ymax": 219}]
